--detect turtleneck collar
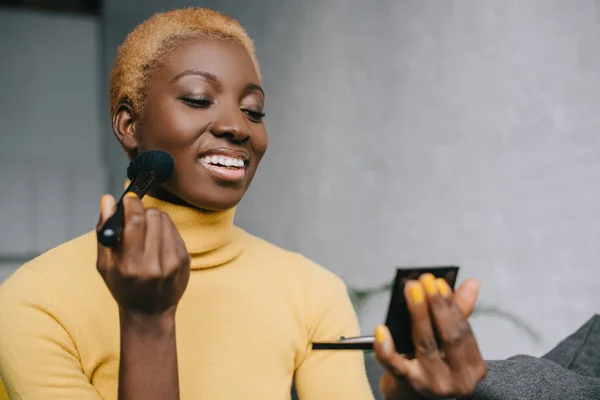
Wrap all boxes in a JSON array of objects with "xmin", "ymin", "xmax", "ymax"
[{"xmin": 141, "ymin": 194, "xmax": 246, "ymax": 270}]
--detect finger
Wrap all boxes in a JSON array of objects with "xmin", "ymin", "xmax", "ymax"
[
  {"xmin": 379, "ymin": 372, "xmax": 403, "ymax": 400},
  {"xmin": 373, "ymin": 325, "xmax": 422, "ymax": 385},
  {"xmin": 161, "ymin": 213, "xmax": 189, "ymax": 276},
  {"xmin": 454, "ymin": 278, "xmax": 480, "ymax": 318},
  {"xmin": 439, "ymin": 297, "xmax": 487, "ymax": 393},
  {"xmin": 450, "ymin": 279, "xmax": 485, "ymax": 368},
  {"xmin": 429, "ymin": 277, "xmax": 472, "ymax": 370},
  {"xmin": 96, "ymin": 195, "xmax": 116, "ymax": 271},
  {"xmin": 380, "ymin": 372, "xmax": 426, "ymax": 400},
  {"xmin": 435, "ymin": 278, "xmax": 486, "ymax": 388},
  {"xmin": 96, "ymin": 194, "xmax": 116, "ymax": 230},
  {"xmin": 143, "ymin": 208, "xmax": 163, "ymax": 278},
  {"xmin": 121, "ymin": 192, "xmax": 146, "ymax": 263},
  {"xmin": 449, "ymin": 300, "xmax": 485, "ymax": 368},
  {"xmin": 164, "ymin": 213, "xmax": 188, "ymax": 259},
  {"xmin": 411, "ymin": 275, "xmax": 448, "ymax": 372}
]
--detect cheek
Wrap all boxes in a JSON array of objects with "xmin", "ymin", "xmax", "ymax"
[
  {"xmin": 140, "ymin": 104, "xmax": 206, "ymax": 150},
  {"xmin": 252, "ymin": 128, "xmax": 268, "ymax": 160}
]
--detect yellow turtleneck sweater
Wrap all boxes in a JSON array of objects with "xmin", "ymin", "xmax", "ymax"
[{"xmin": 0, "ymin": 195, "xmax": 374, "ymax": 400}]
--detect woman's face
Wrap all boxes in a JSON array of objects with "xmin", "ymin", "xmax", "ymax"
[{"xmin": 114, "ymin": 39, "xmax": 268, "ymax": 211}]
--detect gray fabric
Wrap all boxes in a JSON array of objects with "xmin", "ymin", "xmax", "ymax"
[
  {"xmin": 543, "ymin": 315, "xmax": 600, "ymax": 377},
  {"xmin": 292, "ymin": 315, "xmax": 600, "ymax": 399},
  {"xmin": 473, "ymin": 315, "xmax": 600, "ymax": 400}
]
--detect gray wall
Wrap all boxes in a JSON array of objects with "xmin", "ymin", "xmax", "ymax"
[
  {"xmin": 103, "ymin": 0, "xmax": 600, "ymax": 363},
  {"xmin": 0, "ymin": 9, "xmax": 105, "ymax": 277}
]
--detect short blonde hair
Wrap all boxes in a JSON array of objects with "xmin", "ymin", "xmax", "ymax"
[{"xmin": 109, "ymin": 7, "xmax": 260, "ymax": 116}]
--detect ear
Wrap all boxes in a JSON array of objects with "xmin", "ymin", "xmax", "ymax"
[{"xmin": 112, "ymin": 101, "xmax": 139, "ymax": 159}]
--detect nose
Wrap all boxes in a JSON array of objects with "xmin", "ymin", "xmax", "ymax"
[{"xmin": 210, "ymin": 107, "xmax": 251, "ymax": 143}]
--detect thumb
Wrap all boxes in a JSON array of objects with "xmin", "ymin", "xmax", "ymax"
[
  {"xmin": 96, "ymin": 194, "xmax": 116, "ymax": 230},
  {"xmin": 96, "ymin": 195, "xmax": 117, "ymax": 268},
  {"xmin": 374, "ymin": 325, "xmax": 423, "ymax": 396},
  {"xmin": 454, "ymin": 278, "xmax": 480, "ymax": 318}
]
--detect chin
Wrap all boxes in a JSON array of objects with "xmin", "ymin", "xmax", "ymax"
[{"xmin": 186, "ymin": 188, "xmax": 246, "ymax": 212}]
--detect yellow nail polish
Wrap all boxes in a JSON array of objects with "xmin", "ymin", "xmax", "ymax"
[
  {"xmin": 407, "ymin": 282, "xmax": 425, "ymax": 303},
  {"xmin": 125, "ymin": 192, "xmax": 138, "ymax": 198},
  {"xmin": 375, "ymin": 325, "xmax": 387, "ymax": 344},
  {"xmin": 421, "ymin": 273, "xmax": 437, "ymax": 295},
  {"xmin": 436, "ymin": 278, "xmax": 450, "ymax": 297},
  {"xmin": 100, "ymin": 196, "xmax": 105, "ymax": 214}
]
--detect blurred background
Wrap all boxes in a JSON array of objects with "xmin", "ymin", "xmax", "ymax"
[{"xmin": 1, "ymin": 0, "xmax": 600, "ymax": 390}]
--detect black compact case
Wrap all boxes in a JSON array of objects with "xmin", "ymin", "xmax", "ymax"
[
  {"xmin": 311, "ymin": 266, "xmax": 459, "ymax": 352},
  {"xmin": 384, "ymin": 266, "xmax": 459, "ymax": 356}
]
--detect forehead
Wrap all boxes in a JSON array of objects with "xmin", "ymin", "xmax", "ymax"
[{"xmin": 154, "ymin": 38, "xmax": 260, "ymax": 86}]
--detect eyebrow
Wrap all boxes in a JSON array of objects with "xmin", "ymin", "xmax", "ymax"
[
  {"xmin": 244, "ymin": 83, "xmax": 265, "ymax": 98},
  {"xmin": 172, "ymin": 69, "xmax": 220, "ymax": 85},
  {"xmin": 172, "ymin": 69, "xmax": 265, "ymax": 97}
]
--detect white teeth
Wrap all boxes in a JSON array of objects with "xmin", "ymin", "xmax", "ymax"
[{"xmin": 202, "ymin": 155, "xmax": 245, "ymax": 168}]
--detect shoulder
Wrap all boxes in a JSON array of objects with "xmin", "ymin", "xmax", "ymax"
[
  {"xmin": 239, "ymin": 229, "xmax": 347, "ymax": 292},
  {"xmin": 238, "ymin": 230, "xmax": 358, "ymax": 338},
  {"xmin": 0, "ymin": 230, "xmax": 104, "ymax": 312},
  {"xmin": 27, "ymin": 230, "xmax": 98, "ymax": 272}
]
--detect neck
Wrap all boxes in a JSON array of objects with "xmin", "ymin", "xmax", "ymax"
[
  {"xmin": 140, "ymin": 192, "xmax": 246, "ymax": 269},
  {"xmin": 148, "ymin": 186, "xmax": 218, "ymax": 213}
]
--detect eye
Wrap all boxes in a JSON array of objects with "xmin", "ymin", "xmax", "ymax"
[
  {"xmin": 241, "ymin": 108, "xmax": 265, "ymax": 122},
  {"xmin": 180, "ymin": 97, "xmax": 213, "ymax": 108}
]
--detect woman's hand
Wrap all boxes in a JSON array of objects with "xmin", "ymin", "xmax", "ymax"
[
  {"xmin": 96, "ymin": 193, "xmax": 190, "ymax": 316},
  {"xmin": 374, "ymin": 274, "xmax": 487, "ymax": 399},
  {"xmin": 96, "ymin": 193, "xmax": 190, "ymax": 400}
]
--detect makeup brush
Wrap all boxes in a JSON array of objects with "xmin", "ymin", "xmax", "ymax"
[{"xmin": 97, "ymin": 149, "xmax": 175, "ymax": 247}]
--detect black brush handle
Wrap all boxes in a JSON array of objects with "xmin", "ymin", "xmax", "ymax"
[
  {"xmin": 97, "ymin": 201, "xmax": 126, "ymax": 247},
  {"xmin": 97, "ymin": 178, "xmax": 145, "ymax": 248},
  {"xmin": 96, "ymin": 172, "xmax": 160, "ymax": 248}
]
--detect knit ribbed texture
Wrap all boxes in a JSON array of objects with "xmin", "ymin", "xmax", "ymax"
[
  {"xmin": 0, "ymin": 194, "xmax": 373, "ymax": 399},
  {"xmin": 141, "ymin": 195, "xmax": 246, "ymax": 269}
]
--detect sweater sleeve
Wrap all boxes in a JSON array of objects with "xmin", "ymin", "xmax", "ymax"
[
  {"xmin": 473, "ymin": 356, "xmax": 600, "ymax": 400},
  {"xmin": 0, "ymin": 266, "xmax": 102, "ymax": 400},
  {"xmin": 293, "ymin": 257, "xmax": 375, "ymax": 400},
  {"xmin": 473, "ymin": 315, "xmax": 600, "ymax": 400}
]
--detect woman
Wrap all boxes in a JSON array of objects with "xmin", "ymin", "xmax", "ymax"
[{"xmin": 0, "ymin": 8, "xmax": 486, "ymax": 400}]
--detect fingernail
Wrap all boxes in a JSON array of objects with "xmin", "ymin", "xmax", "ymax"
[
  {"xmin": 375, "ymin": 325, "xmax": 387, "ymax": 343},
  {"xmin": 436, "ymin": 278, "xmax": 450, "ymax": 297},
  {"xmin": 421, "ymin": 273, "xmax": 437, "ymax": 295},
  {"xmin": 407, "ymin": 282, "xmax": 425, "ymax": 303},
  {"xmin": 100, "ymin": 194, "xmax": 111, "ymax": 218},
  {"xmin": 125, "ymin": 192, "xmax": 138, "ymax": 198},
  {"xmin": 375, "ymin": 325, "xmax": 392, "ymax": 353}
]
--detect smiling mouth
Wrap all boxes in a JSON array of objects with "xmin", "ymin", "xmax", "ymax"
[
  {"xmin": 199, "ymin": 154, "xmax": 247, "ymax": 182},
  {"xmin": 201, "ymin": 155, "xmax": 246, "ymax": 168}
]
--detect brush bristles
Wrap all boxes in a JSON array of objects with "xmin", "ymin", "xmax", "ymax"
[{"xmin": 126, "ymin": 150, "xmax": 175, "ymax": 183}]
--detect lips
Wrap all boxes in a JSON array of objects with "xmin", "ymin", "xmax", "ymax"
[{"xmin": 198, "ymin": 148, "xmax": 248, "ymax": 183}]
